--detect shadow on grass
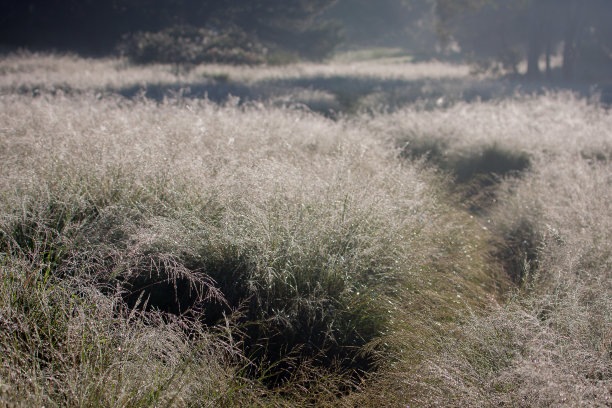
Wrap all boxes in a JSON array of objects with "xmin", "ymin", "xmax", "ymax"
[
  {"xmin": 112, "ymin": 76, "xmax": 514, "ymax": 116},
  {"xmin": 401, "ymin": 142, "xmax": 531, "ymax": 212},
  {"xmin": 12, "ymin": 71, "xmax": 604, "ymax": 117},
  {"xmin": 121, "ymin": 246, "xmax": 383, "ymax": 386},
  {"xmin": 116, "ymin": 81, "xmax": 259, "ymax": 105},
  {"xmin": 450, "ymin": 145, "xmax": 531, "ymax": 184},
  {"xmin": 110, "ymin": 75, "xmax": 603, "ymax": 117},
  {"xmin": 494, "ymin": 219, "xmax": 541, "ymax": 285}
]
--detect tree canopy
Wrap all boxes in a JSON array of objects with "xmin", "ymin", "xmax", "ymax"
[
  {"xmin": 321, "ymin": 0, "xmax": 436, "ymax": 53},
  {"xmin": 1, "ymin": 0, "xmax": 610, "ymax": 76},
  {"xmin": 0, "ymin": 0, "xmax": 339, "ymax": 59},
  {"xmin": 434, "ymin": 0, "xmax": 612, "ymax": 80}
]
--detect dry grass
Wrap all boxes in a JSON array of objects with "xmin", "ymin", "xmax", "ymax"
[
  {"xmin": 0, "ymin": 51, "xmax": 484, "ymax": 116},
  {"xmin": 368, "ymin": 94, "xmax": 612, "ymax": 407},
  {"xmin": 0, "ymin": 51, "xmax": 471, "ymax": 92},
  {"xmin": 1, "ymin": 54, "xmax": 611, "ymax": 407}
]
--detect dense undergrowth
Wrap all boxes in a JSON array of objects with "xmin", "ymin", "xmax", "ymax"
[{"xmin": 1, "ymin": 55, "xmax": 611, "ymax": 407}]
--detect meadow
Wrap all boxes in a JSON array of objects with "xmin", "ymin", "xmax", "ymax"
[{"xmin": 0, "ymin": 52, "xmax": 610, "ymax": 407}]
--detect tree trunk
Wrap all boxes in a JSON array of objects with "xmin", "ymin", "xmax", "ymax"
[
  {"xmin": 527, "ymin": 0, "xmax": 541, "ymax": 79},
  {"xmin": 545, "ymin": 39, "xmax": 552, "ymax": 80},
  {"xmin": 562, "ymin": 0, "xmax": 580, "ymax": 81}
]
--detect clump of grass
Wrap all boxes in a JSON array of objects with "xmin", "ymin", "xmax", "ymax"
[
  {"xmin": 0, "ymin": 166, "xmax": 386, "ymax": 380},
  {"xmin": 373, "ymin": 93, "xmax": 612, "ymax": 407},
  {"xmin": 0, "ymin": 89, "xmax": 503, "ymax": 405},
  {"xmin": 0, "ymin": 245, "xmax": 259, "ymax": 407}
]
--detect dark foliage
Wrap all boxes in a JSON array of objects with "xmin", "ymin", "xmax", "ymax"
[
  {"xmin": 0, "ymin": 0, "xmax": 340, "ymax": 61},
  {"xmin": 118, "ymin": 25, "xmax": 267, "ymax": 65},
  {"xmin": 435, "ymin": 0, "xmax": 612, "ymax": 80}
]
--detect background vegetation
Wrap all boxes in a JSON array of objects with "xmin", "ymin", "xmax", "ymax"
[
  {"xmin": 0, "ymin": 0, "xmax": 340, "ymax": 62},
  {"xmin": 434, "ymin": 0, "xmax": 612, "ymax": 80},
  {"xmin": 2, "ymin": 0, "xmax": 612, "ymax": 81}
]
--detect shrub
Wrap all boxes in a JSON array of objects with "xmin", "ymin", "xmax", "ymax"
[{"xmin": 118, "ymin": 25, "xmax": 267, "ymax": 65}]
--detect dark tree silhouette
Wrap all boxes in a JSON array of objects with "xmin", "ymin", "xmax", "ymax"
[
  {"xmin": 0, "ymin": 0, "xmax": 339, "ymax": 59},
  {"xmin": 433, "ymin": 0, "xmax": 612, "ymax": 80}
]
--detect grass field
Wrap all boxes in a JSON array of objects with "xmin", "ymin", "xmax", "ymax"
[{"xmin": 1, "ymin": 52, "xmax": 611, "ymax": 407}]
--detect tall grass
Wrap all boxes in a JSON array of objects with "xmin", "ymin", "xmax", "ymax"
[
  {"xmin": 0, "ymin": 51, "xmax": 471, "ymax": 91},
  {"xmin": 368, "ymin": 94, "xmax": 612, "ymax": 406},
  {"xmin": 1, "ymin": 54, "xmax": 610, "ymax": 406},
  {"xmin": 0, "ymin": 77, "xmax": 502, "ymax": 405}
]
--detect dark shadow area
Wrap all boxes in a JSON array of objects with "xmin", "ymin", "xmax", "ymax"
[
  {"xmin": 121, "ymin": 248, "xmax": 381, "ymax": 386},
  {"xmin": 450, "ymin": 145, "xmax": 531, "ymax": 184},
  {"xmin": 401, "ymin": 141, "xmax": 531, "ymax": 213},
  {"xmin": 597, "ymin": 83, "xmax": 612, "ymax": 109},
  {"xmin": 0, "ymin": 1, "xmax": 340, "ymax": 61},
  {"xmin": 446, "ymin": 146, "xmax": 530, "ymax": 214},
  {"xmin": 115, "ymin": 81, "xmax": 260, "ymax": 105},
  {"xmin": 106, "ymin": 75, "xmax": 608, "ymax": 117},
  {"xmin": 123, "ymin": 265, "xmax": 207, "ymax": 317},
  {"xmin": 494, "ymin": 219, "xmax": 541, "ymax": 285}
]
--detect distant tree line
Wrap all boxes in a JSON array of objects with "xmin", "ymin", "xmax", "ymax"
[
  {"xmin": 2, "ymin": 0, "xmax": 611, "ymax": 77},
  {"xmin": 0, "ymin": 0, "xmax": 340, "ymax": 61},
  {"xmin": 435, "ymin": 0, "xmax": 612, "ymax": 80},
  {"xmin": 324, "ymin": 0, "xmax": 611, "ymax": 80},
  {"xmin": 321, "ymin": 0, "xmax": 438, "ymax": 58}
]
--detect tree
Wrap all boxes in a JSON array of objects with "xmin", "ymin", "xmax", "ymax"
[
  {"xmin": 0, "ymin": 0, "xmax": 340, "ymax": 60},
  {"xmin": 320, "ymin": 0, "xmax": 437, "ymax": 55},
  {"xmin": 434, "ymin": 0, "xmax": 612, "ymax": 80},
  {"xmin": 561, "ymin": 0, "xmax": 612, "ymax": 80},
  {"xmin": 435, "ymin": 0, "xmax": 528, "ymax": 74}
]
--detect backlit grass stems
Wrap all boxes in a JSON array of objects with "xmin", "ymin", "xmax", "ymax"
[
  {"xmin": 1, "ymin": 55, "xmax": 611, "ymax": 407},
  {"xmin": 368, "ymin": 95, "xmax": 612, "ymax": 407},
  {"xmin": 0, "ymin": 92, "xmax": 497, "ymax": 406}
]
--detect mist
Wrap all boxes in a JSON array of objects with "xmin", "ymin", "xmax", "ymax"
[{"xmin": 1, "ymin": 0, "xmax": 610, "ymax": 82}]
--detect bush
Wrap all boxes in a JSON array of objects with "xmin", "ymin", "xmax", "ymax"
[{"xmin": 118, "ymin": 25, "xmax": 267, "ymax": 65}]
